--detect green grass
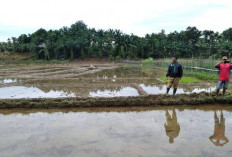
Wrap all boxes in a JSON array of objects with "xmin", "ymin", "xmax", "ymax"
[
  {"xmin": 186, "ymin": 72, "xmax": 218, "ymax": 81},
  {"xmin": 161, "ymin": 77, "xmax": 199, "ymax": 83}
]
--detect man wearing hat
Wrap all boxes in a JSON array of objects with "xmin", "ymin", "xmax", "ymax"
[{"xmin": 215, "ymin": 56, "xmax": 232, "ymax": 97}]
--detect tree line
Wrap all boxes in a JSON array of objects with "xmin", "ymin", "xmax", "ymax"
[{"xmin": 0, "ymin": 21, "xmax": 232, "ymax": 60}]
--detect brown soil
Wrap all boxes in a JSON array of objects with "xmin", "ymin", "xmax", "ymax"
[
  {"xmin": 0, "ymin": 59, "xmax": 222, "ymax": 108},
  {"xmin": 1, "ymin": 104, "xmax": 232, "ymax": 115},
  {"xmin": 0, "ymin": 92, "xmax": 231, "ymax": 109},
  {"xmin": 0, "ymin": 59, "xmax": 118, "ymax": 81}
]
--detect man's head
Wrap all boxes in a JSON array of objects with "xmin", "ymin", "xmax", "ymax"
[
  {"xmin": 222, "ymin": 56, "xmax": 228, "ymax": 61},
  {"xmin": 169, "ymin": 137, "xmax": 174, "ymax": 144},
  {"xmin": 222, "ymin": 56, "xmax": 229, "ymax": 63},
  {"xmin": 172, "ymin": 56, "xmax": 177, "ymax": 63}
]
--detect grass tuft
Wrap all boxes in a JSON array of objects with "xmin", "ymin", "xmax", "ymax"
[{"xmin": 142, "ymin": 57, "xmax": 153, "ymax": 66}]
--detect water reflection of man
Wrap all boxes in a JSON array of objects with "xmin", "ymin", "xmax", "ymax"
[
  {"xmin": 164, "ymin": 109, "xmax": 180, "ymax": 144},
  {"xmin": 209, "ymin": 111, "xmax": 229, "ymax": 146}
]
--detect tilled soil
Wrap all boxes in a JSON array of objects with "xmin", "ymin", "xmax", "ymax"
[{"xmin": 0, "ymin": 63, "xmax": 118, "ymax": 81}]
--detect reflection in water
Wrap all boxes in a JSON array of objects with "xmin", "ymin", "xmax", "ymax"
[
  {"xmin": 164, "ymin": 109, "xmax": 180, "ymax": 144},
  {"xmin": 0, "ymin": 86, "xmax": 76, "ymax": 99},
  {"xmin": 1, "ymin": 107, "xmax": 232, "ymax": 157},
  {"xmin": 140, "ymin": 84, "xmax": 216, "ymax": 95},
  {"xmin": 89, "ymin": 87, "xmax": 139, "ymax": 97},
  {"xmin": 209, "ymin": 111, "xmax": 229, "ymax": 146},
  {"xmin": 0, "ymin": 78, "xmax": 18, "ymax": 84},
  {"xmin": 89, "ymin": 84, "xmax": 216, "ymax": 97}
]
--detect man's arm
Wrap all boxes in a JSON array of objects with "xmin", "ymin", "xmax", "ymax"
[
  {"xmin": 166, "ymin": 65, "xmax": 170, "ymax": 77},
  {"xmin": 179, "ymin": 64, "xmax": 183, "ymax": 77},
  {"xmin": 215, "ymin": 62, "xmax": 222, "ymax": 68}
]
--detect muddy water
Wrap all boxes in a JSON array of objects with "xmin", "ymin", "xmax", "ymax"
[
  {"xmin": 0, "ymin": 86, "xmax": 76, "ymax": 99},
  {"xmin": 0, "ymin": 78, "xmax": 18, "ymax": 84},
  {"xmin": 89, "ymin": 87, "xmax": 140, "ymax": 97},
  {"xmin": 1, "ymin": 106, "xmax": 232, "ymax": 157},
  {"xmin": 140, "ymin": 84, "xmax": 216, "ymax": 95},
  {"xmin": 0, "ymin": 66, "xmax": 216, "ymax": 99}
]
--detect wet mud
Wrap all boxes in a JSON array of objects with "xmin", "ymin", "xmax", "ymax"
[
  {"xmin": 0, "ymin": 92, "xmax": 231, "ymax": 109},
  {"xmin": 0, "ymin": 64, "xmax": 216, "ymax": 99}
]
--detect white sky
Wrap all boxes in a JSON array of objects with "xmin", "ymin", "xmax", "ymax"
[{"xmin": 0, "ymin": 0, "xmax": 232, "ymax": 41}]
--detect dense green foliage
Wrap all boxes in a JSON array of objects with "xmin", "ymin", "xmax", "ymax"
[{"xmin": 1, "ymin": 21, "xmax": 232, "ymax": 60}]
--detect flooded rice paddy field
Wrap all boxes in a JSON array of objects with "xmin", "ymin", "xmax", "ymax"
[
  {"xmin": 1, "ymin": 106, "xmax": 232, "ymax": 157},
  {"xmin": 0, "ymin": 63, "xmax": 216, "ymax": 99}
]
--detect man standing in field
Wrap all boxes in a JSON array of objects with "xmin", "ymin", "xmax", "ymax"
[
  {"xmin": 215, "ymin": 56, "xmax": 232, "ymax": 97},
  {"xmin": 166, "ymin": 57, "xmax": 183, "ymax": 95}
]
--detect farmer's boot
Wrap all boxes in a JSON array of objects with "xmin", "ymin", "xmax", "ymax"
[
  {"xmin": 222, "ymin": 88, "xmax": 226, "ymax": 96},
  {"xmin": 173, "ymin": 88, "xmax": 177, "ymax": 96},
  {"xmin": 222, "ymin": 88, "xmax": 226, "ymax": 100},
  {"xmin": 166, "ymin": 88, "xmax": 170, "ymax": 95},
  {"xmin": 216, "ymin": 89, "xmax": 220, "ymax": 96}
]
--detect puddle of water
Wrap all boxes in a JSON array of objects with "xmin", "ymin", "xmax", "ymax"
[
  {"xmin": 140, "ymin": 84, "xmax": 216, "ymax": 95},
  {"xmin": 89, "ymin": 87, "xmax": 139, "ymax": 97},
  {"xmin": 0, "ymin": 78, "xmax": 18, "ymax": 84},
  {"xmin": 0, "ymin": 107, "xmax": 232, "ymax": 157},
  {"xmin": 0, "ymin": 86, "xmax": 75, "ymax": 99},
  {"xmin": 88, "ymin": 84, "xmax": 216, "ymax": 97}
]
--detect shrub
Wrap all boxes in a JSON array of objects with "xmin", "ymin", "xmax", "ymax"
[{"xmin": 142, "ymin": 57, "xmax": 153, "ymax": 66}]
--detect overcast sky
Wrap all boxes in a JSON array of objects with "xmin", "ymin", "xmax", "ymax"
[{"xmin": 0, "ymin": 0, "xmax": 232, "ymax": 41}]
